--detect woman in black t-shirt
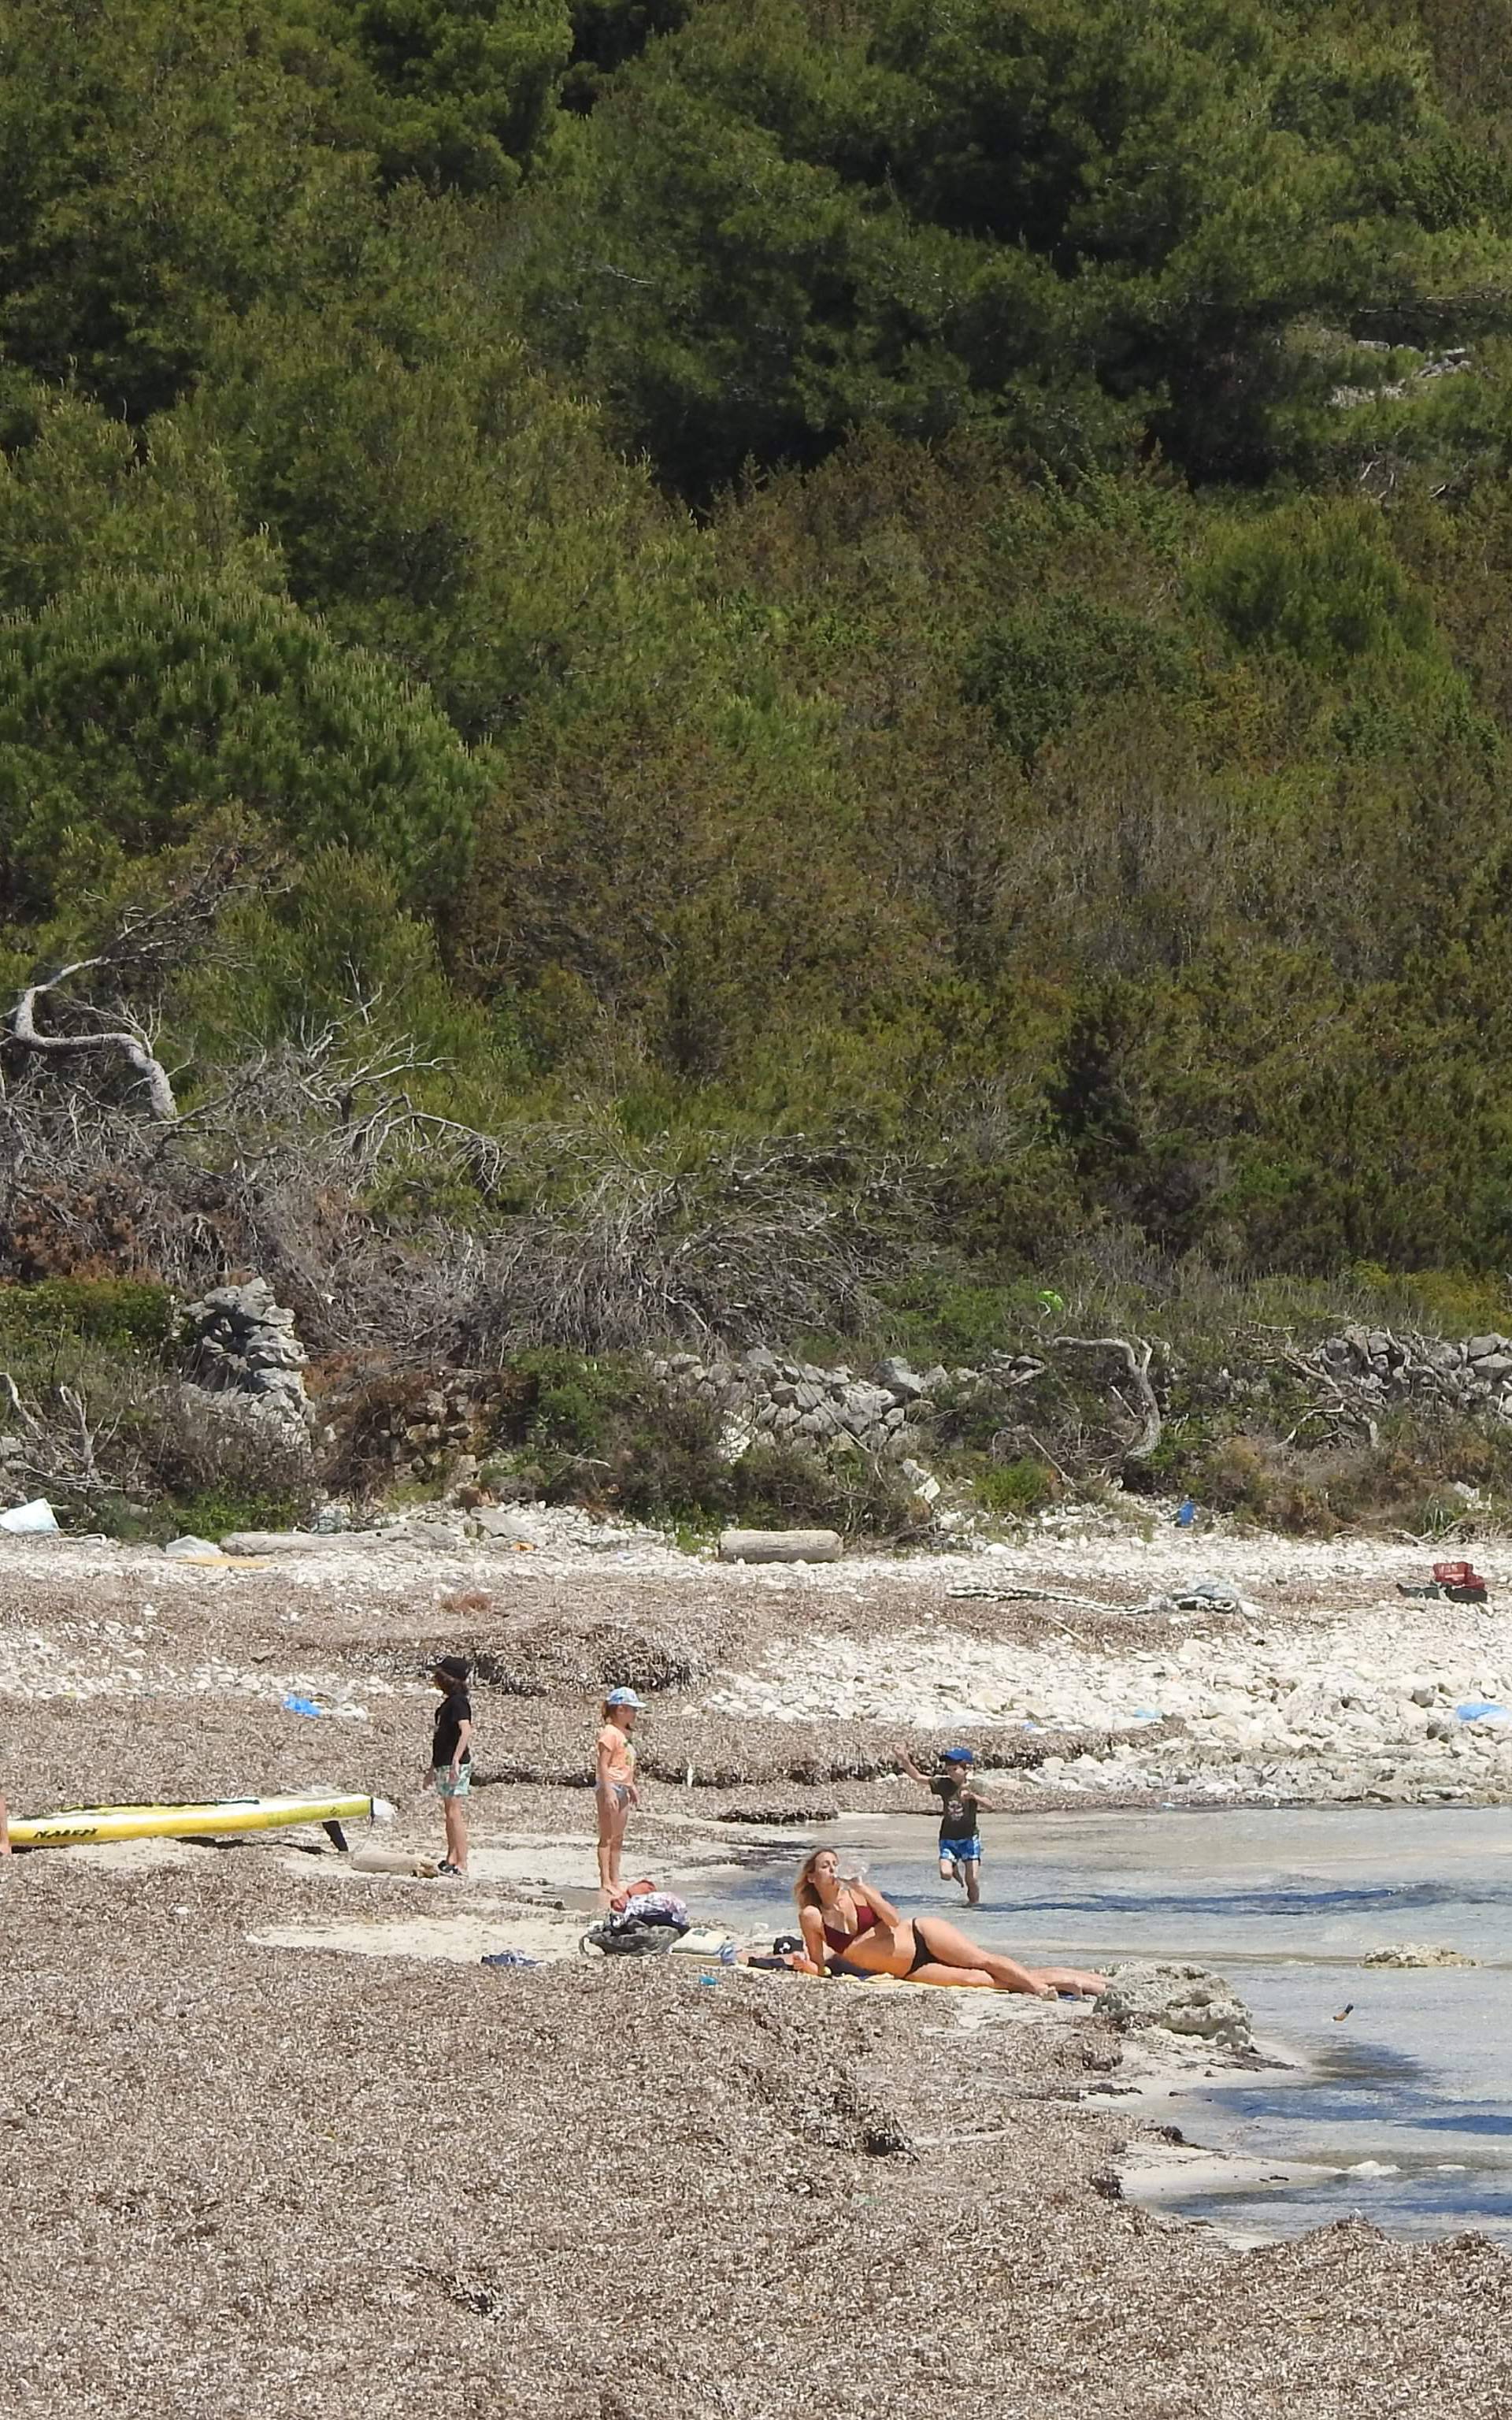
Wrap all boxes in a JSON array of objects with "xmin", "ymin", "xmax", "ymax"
[{"xmin": 423, "ymin": 1654, "xmax": 474, "ymax": 1876}]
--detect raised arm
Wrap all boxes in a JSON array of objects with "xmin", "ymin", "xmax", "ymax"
[
  {"xmin": 852, "ymin": 1876, "xmax": 902, "ymax": 1927},
  {"xmin": 897, "ymin": 1746, "xmax": 930, "ymax": 1786}
]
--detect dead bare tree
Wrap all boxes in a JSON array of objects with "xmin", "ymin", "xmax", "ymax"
[
  {"xmin": 2, "ymin": 839, "xmax": 274, "ymax": 1128},
  {"xmin": 0, "ymin": 1371, "xmax": 129, "ymax": 1498},
  {"xmin": 6, "ymin": 959, "xmax": 180, "ymax": 1119},
  {"xmin": 1052, "ymin": 1334, "xmax": 1163, "ymax": 1463}
]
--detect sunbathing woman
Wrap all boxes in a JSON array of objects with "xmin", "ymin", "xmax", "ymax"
[{"xmin": 793, "ymin": 1848, "xmax": 1106, "ymax": 1996}]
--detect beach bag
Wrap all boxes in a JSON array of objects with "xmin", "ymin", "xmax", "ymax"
[
  {"xmin": 579, "ymin": 1914, "xmax": 678, "ymax": 1957},
  {"xmin": 618, "ymin": 1891, "xmax": 689, "ymax": 1930}
]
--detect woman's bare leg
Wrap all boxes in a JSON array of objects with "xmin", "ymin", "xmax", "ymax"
[
  {"xmin": 1028, "ymin": 1965, "xmax": 1107, "ymax": 1996},
  {"xmin": 911, "ymin": 1917, "xmax": 1048, "ymax": 1994},
  {"xmin": 908, "ymin": 1963, "xmax": 999, "ymax": 1989}
]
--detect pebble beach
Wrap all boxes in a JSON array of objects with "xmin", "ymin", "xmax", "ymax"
[{"xmin": 4, "ymin": 1510, "xmax": 1512, "ymax": 2414}]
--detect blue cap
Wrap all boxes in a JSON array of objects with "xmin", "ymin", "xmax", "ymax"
[
  {"xmin": 605, "ymin": 1687, "xmax": 646, "ymax": 1709},
  {"xmin": 940, "ymin": 1746, "xmax": 974, "ymax": 1764}
]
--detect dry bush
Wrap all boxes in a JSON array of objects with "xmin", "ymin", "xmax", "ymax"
[
  {"xmin": 1, "ymin": 1023, "xmax": 930, "ymax": 1366},
  {"xmin": 132, "ymin": 1388, "xmax": 316, "ymax": 1512},
  {"xmin": 443, "ymin": 1123, "xmax": 920, "ymax": 1358}
]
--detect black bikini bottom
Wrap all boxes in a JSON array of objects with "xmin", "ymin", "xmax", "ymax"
[{"xmin": 907, "ymin": 1920, "xmax": 947, "ymax": 1976}]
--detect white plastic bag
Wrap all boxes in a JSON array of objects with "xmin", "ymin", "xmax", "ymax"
[{"xmin": 0, "ymin": 1498, "xmax": 59, "ymax": 1534}]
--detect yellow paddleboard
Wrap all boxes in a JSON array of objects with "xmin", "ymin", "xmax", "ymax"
[{"xmin": 10, "ymin": 1793, "xmax": 378, "ymax": 1849}]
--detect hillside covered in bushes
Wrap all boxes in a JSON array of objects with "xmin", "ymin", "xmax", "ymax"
[{"xmin": 6, "ymin": 0, "xmax": 1512, "ymax": 1528}]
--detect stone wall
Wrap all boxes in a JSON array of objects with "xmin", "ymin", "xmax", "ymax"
[
  {"xmin": 1297, "ymin": 1325, "xmax": 1512, "ymax": 1422},
  {"xmin": 650, "ymin": 1347, "xmax": 965, "ymax": 1458},
  {"xmin": 213, "ymin": 1297, "xmax": 1512, "ymax": 1504}
]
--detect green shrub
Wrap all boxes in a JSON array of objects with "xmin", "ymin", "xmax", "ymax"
[
  {"xmin": 516, "ymin": 1351, "xmax": 640, "ymax": 1457},
  {"xmin": 0, "ymin": 1279, "xmax": 173, "ymax": 1351},
  {"xmin": 1200, "ymin": 503, "xmax": 1438, "ymax": 672},
  {"xmin": 974, "ymin": 1457, "xmax": 1057, "ymax": 1518},
  {"xmin": 172, "ymin": 1485, "xmax": 308, "ymax": 1538},
  {"xmin": 607, "ymin": 1394, "xmax": 733, "ymax": 1524},
  {"xmin": 733, "ymin": 1442, "xmax": 917, "ymax": 1537}
]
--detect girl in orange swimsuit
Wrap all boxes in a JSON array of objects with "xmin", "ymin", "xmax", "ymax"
[
  {"xmin": 793, "ymin": 1848, "xmax": 1106, "ymax": 1996},
  {"xmin": 595, "ymin": 1688, "xmax": 644, "ymax": 1897}
]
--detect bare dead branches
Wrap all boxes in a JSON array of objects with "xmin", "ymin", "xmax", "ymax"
[
  {"xmin": 2, "ymin": 837, "xmax": 277, "ymax": 1127},
  {"xmin": 7, "ymin": 959, "xmax": 180, "ymax": 1119},
  {"xmin": 443, "ymin": 1122, "xmax": 919, "ymax": 1359},
  {"xmin": 0, "ymin": 1371, "xmax": 125, "ymax": 1497},
  {"xmin": 1052, "ymin": 1334, "xmax": 1162, "ymax": 1461}
]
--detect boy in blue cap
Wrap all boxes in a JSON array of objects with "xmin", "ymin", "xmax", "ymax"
[{"xmin": 897, "ymin": 1743, "xmax": 1004, "ymax": 1906}]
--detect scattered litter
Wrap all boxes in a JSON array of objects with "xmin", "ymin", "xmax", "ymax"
[
  {"xmin": 1175, "ymin": 1498, "xmax": 1196, "ymax": 1528},
  {"xmin": 1173, "ymin": 1575, "xmax": 1243, "ymax": 1611},
  {"xmin": 0, "ymin": 1498, "xmax": 58, "ymax": 1534},
  {"xmin": 480, "ymin": 1950, "xmax": 541, "ymax": 1971},
  {"xmin": 1455, "ymin": 1701, "xmax": 1508, "ymax": 1724},
  {"xmin": 163, "ymin": 1535, "xmax": 221, "ymax": 1561},
  {"xmin": 1399, "ymin": 1562, "xmax": 1488, "ymax": 1604},
  {"xmin": 282, "ymin": 1694, "xmax": 324, "ymax": 1718},
  {"xmin": 948, "ymin": 1583, "xmax": 1149, "ymax": 1619},
  {"xmin": 1345, "ymin": 2161, "xmax": 1400, "ymax": 2177}
]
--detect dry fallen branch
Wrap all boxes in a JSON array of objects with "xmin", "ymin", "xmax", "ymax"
[{"xmin": 6, "ymin": 959, "xmax": 179, "ymax": 1119}]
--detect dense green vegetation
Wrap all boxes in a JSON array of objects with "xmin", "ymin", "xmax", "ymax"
[{"xmin": 7, "ymin": 0, "xmax": 1512, "ymax": 1354}]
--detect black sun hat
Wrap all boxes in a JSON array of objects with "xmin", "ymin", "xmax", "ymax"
[{"xmin": 434, "ymin": 1654, "xmax": 472, "ymax": 1682}]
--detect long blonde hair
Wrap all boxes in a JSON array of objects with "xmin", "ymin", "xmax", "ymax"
[{"xmin": 794, "ymin": 1847, "xmax": 840, "ymax": 1910}]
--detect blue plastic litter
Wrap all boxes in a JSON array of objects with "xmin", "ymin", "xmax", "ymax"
[
  {"xmin": 282, "ymin": 1694, "xmax": 323, "ymax": 1717},
  {"xmin": 1130, "ymin": 1708, "xmax": 1164, "ymax": 1724},
  {"xmin": 1456, "ymin": 1701, "xmax": 1509, "ymax": 1723},
  {"xmin": 480, "ymin": 1950, "xmax": 541, "ymax": 1970},
  {"xmin": 1174, "ymin": 1497, "xmax": 1196, "ymax": 1527}
]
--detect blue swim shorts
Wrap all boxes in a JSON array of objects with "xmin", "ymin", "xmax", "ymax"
[{"xmin": 940, "ymin": 1835, "xmax": 981, "ymax": 1866}]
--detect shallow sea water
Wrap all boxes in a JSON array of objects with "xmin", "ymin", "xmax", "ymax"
[{"xmin": 713, "ymin": 1806, "xmax": 1512, "ymax": 2246}]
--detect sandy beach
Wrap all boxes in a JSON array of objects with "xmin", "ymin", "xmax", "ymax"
[{"xmin": 4, "ymin": 1515, "xmax": 1512, "ymax": 2415}]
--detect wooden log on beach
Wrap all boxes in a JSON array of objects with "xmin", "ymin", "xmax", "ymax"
[
  {"xmin": 717, "ymin": 1527, "xmax": 841, "ymax": 1564},
  {"xmin": 218, "ymin": 1530, "xmax": 352, "ymax": 1556}
]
